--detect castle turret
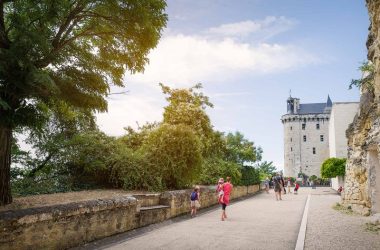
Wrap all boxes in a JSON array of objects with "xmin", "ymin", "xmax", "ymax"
[{"xmin": 287, "ymin": 96, "xmax": 300, "ymax": 114}]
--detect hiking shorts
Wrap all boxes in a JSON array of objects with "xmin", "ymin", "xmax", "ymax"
[{"xmin": 221, "ymin": 203, "xmax": 227, "ymax": 210}]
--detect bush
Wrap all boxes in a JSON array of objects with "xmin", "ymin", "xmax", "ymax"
[
  {"xmin": 199, "ymin": 158, "xmax": 242, "ymax": 185},
  {"xmin": 321, "ymin": 158, "xmax": 346, "ymax": 178},
  {"xmin": 141, "ymin": 123, "xmax": 203, "ymax": 189},
  {"xmin": 240, "ymin": 166, "xmax": 261, "ymax": 185}
]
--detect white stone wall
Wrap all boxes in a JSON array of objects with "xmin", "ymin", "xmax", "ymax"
[
  {"xmin": 283, "ymin": 114, "xmax": 330, "ymax": 177},
  {"xmin": 331, "ymin": 176, "xmax": 345, "ymax": 191},
  {"xmin": 329, "ymin": 103, "xmax": 359, "ymax": 158}
]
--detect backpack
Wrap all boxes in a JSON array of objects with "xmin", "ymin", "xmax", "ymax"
[{"xmin": 190, "ymin": 191, "xmax": 198, "ymax": 201}]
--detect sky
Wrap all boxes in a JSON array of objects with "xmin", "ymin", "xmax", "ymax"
[{"xmin": 96, "ymin": 0, "xmax": 369, "ymax": 170}]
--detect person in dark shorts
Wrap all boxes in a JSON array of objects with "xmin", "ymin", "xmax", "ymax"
[{"xmin": 220, "ymin": 177, "xmax": 233, "ymax": 221}]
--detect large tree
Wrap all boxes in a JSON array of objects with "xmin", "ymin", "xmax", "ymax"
[{"xmin": 0, "ymin": 0, "xmax": 167, "ymax": 204}]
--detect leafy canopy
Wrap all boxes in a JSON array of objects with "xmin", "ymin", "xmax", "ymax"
[{"xmin": 0, "ymin": 0, "xmax": 168, "ymax": 128}]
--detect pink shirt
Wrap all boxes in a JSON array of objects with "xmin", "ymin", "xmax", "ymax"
[{"xmin": 222, "ymin": 182, "xmax": 233, "ymax": 205}]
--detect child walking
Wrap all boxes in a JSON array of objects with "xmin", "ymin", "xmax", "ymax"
[
  {"xmin": 294, "ymin": 182, "xmax": 300, "ymax": 194},
  {"xmin": 216, "ymin": 178, "xmax": 224, "ymax": 203},
  {"xmin": 190, "ymin": 186, "xmax": 200, "ymax": 217}
]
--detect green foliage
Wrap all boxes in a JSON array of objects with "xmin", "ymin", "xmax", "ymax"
[
  {"xmin": 256, "ymin": 161, "xmax": 277, "ymax": 180},
  {"xmin": 1, "ymin": 0, "xmax": 168, "ymax": 203},
  {"xmin": 199, "ymin": 158, "xmax": 242, "ymax": 185},
  {"xmin": 11, "ymin": 83, "xmax": 266, "ymax": 195},
  {"xmin": 240, "ymin": 166, "xmax": 261, "ymax": 185},
  {"xmin": 141, "ymin": 123, "xmax": 203, "ymax": 189},
  {"xmin": 349, "ymin": 61, "xmax": 375, "ymax": 93},
  {"xmin": 309, "ymin": 175, "xmax": 318, "ymax": 181},
  {"xmin": 1, "ymin": 0, "xmax": 168, "ymax": 129},
  {"xmin": 225, "ymin": 132, "xmax": 262, "ymax": 165},
  {"xmin": 321, "ymin": 158, "xmax": 346, "ymax": 178}
]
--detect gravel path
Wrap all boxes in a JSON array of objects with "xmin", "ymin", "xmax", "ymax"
[{"xmin": 305, "ymin": 193, "xmax": 380, "ymax": 250}]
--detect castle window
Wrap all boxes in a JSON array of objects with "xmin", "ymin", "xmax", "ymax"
[
  {"xmin": 303, "ymin": 135, "xmax": 306, "ymax": 142},
  {"xmin": 316, "ymin": 124, "xmax": 320, "ymax": 129},
  {"xmin": 320, "ymin": 135, "xmax": 324, "ymax": 142},
  {"xmin": 302, "ymin": 124, "xmax": 306, "ymax": 130},
  {"xmin": 313, "ymin": 147, "xmax": 316, "ymax": 154},
  {"xmin": 291, "ymin": 147, "xmax": 293, "ymax": 152}
]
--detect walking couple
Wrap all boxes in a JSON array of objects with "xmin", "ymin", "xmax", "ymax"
[{"xmin": 216, "ymin": 177, "xmax": 233, "ymax": 221}]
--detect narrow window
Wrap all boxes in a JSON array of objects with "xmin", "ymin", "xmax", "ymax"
[
  {"xmin": 316, "ymin": 124, "xmax": 320, "ymax": 129},
  {"xmin": 320, "ymin": 135, "xmax": 324, "ymax": 142},
  {"xmin": 290, "ymin": 126, "xmax": 292, "ymax": 130},
  {"xmin": 303, "ymin": 135, "xmax": 306, "ymax": 142},
  {"xmin": 313, "ymin": 147, "xmax": 316, "ymax": 154},
  {"xmin": 290, "ymin": 138, "xmax": 292, "ymax": 142},
  {"xmin": 291, "ymin": 147, "xmax": 293, "ymax": 152},
  {"xmin": 302, "ymin": 124, "xmax": 306, "ymax": 130}
]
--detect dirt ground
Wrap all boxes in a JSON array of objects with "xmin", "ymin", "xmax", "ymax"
[{"xmin": 0, "ymin": 189, "xmax": 157, "ymax": 212}]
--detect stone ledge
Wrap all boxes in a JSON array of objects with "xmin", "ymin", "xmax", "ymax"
[{"xmin": 0, "ymin": 196, "xmax": 137, "ymax": 224}]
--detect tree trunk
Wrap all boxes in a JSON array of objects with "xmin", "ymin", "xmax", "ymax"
[{"xmin": 0, "ymin": 125, "xmax": 12, "ymax": 205}]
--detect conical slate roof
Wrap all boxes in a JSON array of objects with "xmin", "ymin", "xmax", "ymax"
[{"xmin": 326, "ymin": 95, "xmax": 332, "ymax": 107}]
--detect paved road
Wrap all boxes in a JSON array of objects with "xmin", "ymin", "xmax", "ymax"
[{"xmin": 103, "ymin": 189, "xmax": 309, "ymax": 250}]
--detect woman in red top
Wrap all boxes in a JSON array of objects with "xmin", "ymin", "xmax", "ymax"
[{"xmin": 221, "ymin": 176, "xmax": 233, "ymax": 221}]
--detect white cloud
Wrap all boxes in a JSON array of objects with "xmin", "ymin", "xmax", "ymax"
[
  {"xmin": 127, "ymin": 33, "xmax": 320, "ymax": 87},
  {"xmin": 96, "ymin": 95, "xmax": 164, "ymax": 136},
  {"xmin": 206, "ymin": 16, "xmax": 296, "ymax": 39}
]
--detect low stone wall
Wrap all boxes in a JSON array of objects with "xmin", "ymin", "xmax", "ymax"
[
  {"xmin": 0, "ymin": 185, "xmax": 260, "ymax": 249},
  {"xmin": 0, "ymin": 196, "xmax": 139, "ymax": 250}
]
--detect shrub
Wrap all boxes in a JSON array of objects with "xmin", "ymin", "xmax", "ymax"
[
  {"xmin": 141, "ymin": 123, "xmax": 203, "ymax": 189},
  {"xmin": 199, "ymin": 158, "xmax": 242, "ymax": 185},
  {"xmin": 321, "ymin": 158, "xmax": 346, "ymax": 178}
]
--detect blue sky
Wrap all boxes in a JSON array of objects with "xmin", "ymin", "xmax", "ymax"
[{"xmin": 97, "ymin": 0, "xmax": 369, "ymax": 170}]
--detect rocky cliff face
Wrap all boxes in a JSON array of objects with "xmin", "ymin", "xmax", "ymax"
[{"xmin": 343, "ymin": 0, "xmax": 380, "ymax": 216}]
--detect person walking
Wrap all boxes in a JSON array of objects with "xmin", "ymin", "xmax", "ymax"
[
  {"xmin": 264, "ymin": 177, "xmax": 270, "ymax": 194},
  {"xmin": 220, "ymin": 176, "xmax": 233, "ymax": 221},
  {"xmin": 273, "ymin": 173, "xmax": 283, "ymax": 201},
  {"xmin": 280, "ymin": 174, "xmax": 286, "ymax": 194},
  {"xmin": 294, "ymin": 182, "xmax": 300, "ymax": 194},
  {"xmin": 216, "ymin": 178, "xmax": 224, "ymax": 203},
  {"xmin": 287, "ymin": 178, "xmax": 292, "ymax": 194},
  {"xmin": 190, "ymin": 186, "xmax": 200, "ymax": 217}
]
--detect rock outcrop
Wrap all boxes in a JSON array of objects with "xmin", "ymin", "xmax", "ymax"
[{"xmin": 343, "ymin": 0, "xmax": 380, "ymax": 216}]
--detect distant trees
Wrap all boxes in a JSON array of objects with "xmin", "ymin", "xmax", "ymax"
[
  {"xmin": 11, "ymin": 84, "xmax": 264, "ymax": 194},
  {"xmin": 321, "ymin": 158, "xmax": 346, "ymax": 178},
  {"xmin": 256, "ymin": 161, "xmax": 277, "ymax": 179}
]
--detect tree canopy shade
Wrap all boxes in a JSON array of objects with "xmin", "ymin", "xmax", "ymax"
[
  {"xmin": 0, "ymin": 0, "xmax": 167, "ymax": 205},
  {"xmin": 321, "ymin": 158, "xmax": 346, "ymax": 178}
]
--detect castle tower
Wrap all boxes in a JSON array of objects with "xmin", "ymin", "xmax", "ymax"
[{"xmin": 281, "ymin": 96, "xmax": 331, "ymax": 177}]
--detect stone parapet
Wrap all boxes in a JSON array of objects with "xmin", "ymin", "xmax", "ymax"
[{"xmin": 0, "ymin": 196, "xmax": 139, "ymax": 250}]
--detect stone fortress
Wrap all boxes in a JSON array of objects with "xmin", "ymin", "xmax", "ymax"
[{"xmin": 281, "ymin": 96, "xmax": 358, "ymax": 178}]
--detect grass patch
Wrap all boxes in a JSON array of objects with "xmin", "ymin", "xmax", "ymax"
[
  {"xmin": 332, "ymin": 202, "xmax": 354, "ymax": 215},
  {"xmin": 364, "ymin": 223, "xmax": 380, "ymax": 234}
]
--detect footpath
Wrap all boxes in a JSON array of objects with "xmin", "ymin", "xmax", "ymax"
[{"xmin": 77, "ymin": 187, "xmax": 380, "ymax": 250}]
